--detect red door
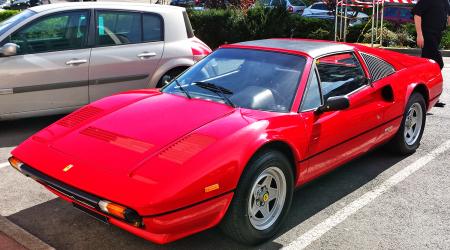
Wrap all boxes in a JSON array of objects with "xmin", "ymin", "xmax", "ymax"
[{"xmin": 297, "ymin": 52, "xmax": 392, "ymax": 183}]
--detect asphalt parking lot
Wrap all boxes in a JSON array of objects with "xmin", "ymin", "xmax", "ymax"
[{"xmin": 1, "ymin": 58, "xmax": 450, "ymax": 249}]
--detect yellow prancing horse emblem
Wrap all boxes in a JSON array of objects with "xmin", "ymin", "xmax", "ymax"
[
  {"xmin": 263, "ymin": 193, "xmax": 269, "ymax": 202},
  {"xmin": 63, "ymin": 164, "xmax": 74, "ymax": 172}
]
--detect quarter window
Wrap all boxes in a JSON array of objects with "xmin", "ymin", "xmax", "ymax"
[
  {"xmin": 301, "ymin": 68, "xmax": 322, "ymax": 111},
  {"xmin": 143, "ymin": 14, "xmax": 163, "ymax": 42},
  {"xmin": 8, "ymin": 11, "xmax": 89, "ymax": 55},
  {"xmin": 97, "ymin": 11, "xmax": 142, "ymax": 46},
  {"xmin": 360, "ymin": 52, "xmax": 395, "ymax": 82},
  {"xmin": 316, "ymin": 53, "xmax": 366, "ymax": 100}
]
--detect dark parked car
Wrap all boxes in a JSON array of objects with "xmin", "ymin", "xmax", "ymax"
[
  {"xmin": 384, "ymin": 6, "xmax": 413, "ymax": 24},
  {"xmin": 1, "ymin": 0, "xmax": 51, "ymax": 10},
  {"xmin": 170, "ymin": 0, "xmax": 204, "ymax": 9}
]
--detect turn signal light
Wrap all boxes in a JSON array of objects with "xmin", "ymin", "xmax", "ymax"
[
  {"xmin": 99, "ymin": 200, "xmax": 127, "ymax": 219},
  {"xmin": 98, "ymin": 200, "xmax": 143, "ymax": 227},
  {"xmin": 8, "ymin": 157, "xmax": 23, "ymax": 172}
]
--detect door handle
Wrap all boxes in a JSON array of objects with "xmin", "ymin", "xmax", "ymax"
[
  {"xmin": 0, "ymin": 88, "xmax": 13, "ymax": 95},
  {"xmin": 137, "ymin": 52, "xmax": 156, "ymax": 59},
  {"xmin": 66, "ymin": 59, "xmax": 87, "ymax": 66}
]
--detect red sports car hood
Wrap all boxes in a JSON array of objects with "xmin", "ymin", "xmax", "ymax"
[
  {"xmin": 49, "ymin": 93, "xmax": 234, "ymax": 176},
  {"xmin": 12, "ymin": 92, "xmax": 237, "ymax": 210}
]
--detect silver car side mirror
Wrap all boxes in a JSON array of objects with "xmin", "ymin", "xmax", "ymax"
[{"xmin": 0, "ymin": 43, "xmax": 19, "ymax": 57}]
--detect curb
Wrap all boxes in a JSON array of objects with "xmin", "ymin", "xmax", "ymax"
[
  {"xmin": 0, "ymin": 216, "xmax": 54, "ymax": 250},
  {"xmin": 384, "ymin": 47, "xmax": 450, "ymax": 57}
]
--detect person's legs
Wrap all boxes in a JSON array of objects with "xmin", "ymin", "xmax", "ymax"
[
  {"xmin": 422, "ymin": 32, "xmax": 444, "ymax": 69},
  {"xmin": 422, "ymin": 32, "xmax": 445, "ymax": 107}
]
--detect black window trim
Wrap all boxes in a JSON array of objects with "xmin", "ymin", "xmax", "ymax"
[
  {"xmin": 2, "ymin": 9, "xmax": 92, "ymax": 56},
  {"xmin": 299, "ymin": 64, "xmax": 324, "ymax": 112},
  {"xmin": 299, "ymin": 50, "xmax": 369, "ymax": 113},
  {"xmin": 93, "ymin": 9, "xmax": 164, "ymax": 48},
  {"xmin": 182, "ymin": 10, "xmax": 194, "ymax": 38}
]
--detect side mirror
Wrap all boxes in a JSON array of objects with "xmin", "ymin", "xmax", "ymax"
[
  {"xmin": 0, "ymin": 43, "xmax": 19, "ymax": 57},
  {"xmin": 315, "ymin": 96, "xmax": 350, "ymax": 114}
]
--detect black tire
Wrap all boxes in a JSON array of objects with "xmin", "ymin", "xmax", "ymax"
[
  {"xmin": 220, "ymin": 150, "xmax": 294, "ymax": 245},
  {"xmin": 386, "ymin": 92, "xmax": 426, "ymax": 155},
  {"xmin": 156, "ymin": 67, "xmax": 187, "ymax": 88}
]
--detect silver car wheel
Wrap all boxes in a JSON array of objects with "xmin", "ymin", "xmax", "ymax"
[
  {"xmin": 404, "ymin": 103, "xmax": 423, "ymax": 146},
  {"xmin": 248, "ymin": 166, "xmax": 287, "ymax": 231}
]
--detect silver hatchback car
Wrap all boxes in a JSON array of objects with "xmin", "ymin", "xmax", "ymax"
[{"xmin": 0, "ymin": 2, "xmax": 211, "ymax": 120}]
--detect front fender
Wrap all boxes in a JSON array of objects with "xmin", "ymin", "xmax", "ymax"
[{"xmin": 131, "ymin": 111, "xmax": 306, "ymax": 216}]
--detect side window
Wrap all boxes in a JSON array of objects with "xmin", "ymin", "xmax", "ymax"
[
  {"xmin": 301, "ymin": 68, "xmax": 322, "ymax": 111},
  {"xmin": 313, "ymin": 3, "xmax": 328, "ymax": 10},
  {"xmin": 316, "ymin": 53, "xmax": 366, "ymax": 100},
  {"xmin": 97, "ymin": 11, "xmax": 141, "ymax": 46},
  {"xmin": 143, "ymin": 14, "xmax": 163, "ymax": 42},
  {"xmin": 8, "ymin": 11, "xmax": 89, "ymax": 55}
]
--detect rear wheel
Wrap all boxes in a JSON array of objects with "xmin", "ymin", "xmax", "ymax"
[
  {"xmin": 220, "ymin": 150, "xmax": 294, "ymax": 245},
  {"xmin": 387, "ymin": 92, "xmax": 426, "ymax": 154}
]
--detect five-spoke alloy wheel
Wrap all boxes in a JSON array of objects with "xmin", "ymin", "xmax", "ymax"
[
  {"xmin": 404, "ymin": 103, "xmax": 423, "ymax": 146},
  {"xmin": 387, "ymin": 92, "xmax": 426, "ymax": 154},
  {"xmin": 248, "ymin": 167, "xmax": 287, "ymax": 231},
  {"xmin": 221, "ymin": 150, "xmax": 294, "ymax": 245}
]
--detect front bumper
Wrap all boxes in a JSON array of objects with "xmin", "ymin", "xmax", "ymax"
[{"xmin": 14, "ymin": 163, "xmax": 234, "ymax": 244}]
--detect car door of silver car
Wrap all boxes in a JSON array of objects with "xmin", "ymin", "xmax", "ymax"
[
  {"xmin": 0, "ymin": 10, "xmax": 91, "ymax": 118},
  {"xmin": 88, "ymin": 10, "xmax": 164, "ymax": 101}
]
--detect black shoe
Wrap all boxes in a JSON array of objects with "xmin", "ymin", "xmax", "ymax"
[{"xmin": 435, "ymin": 101, "xmax": 446, "ymax": 108}]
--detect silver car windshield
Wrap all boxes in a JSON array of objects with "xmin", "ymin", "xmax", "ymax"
[
  {"xmin": 163, "ymin": 48, "xmax": 306, "ymax": 113},
  {"xmin": 0, "ymin": 10, "xmax": 36, "ymax": 37}
]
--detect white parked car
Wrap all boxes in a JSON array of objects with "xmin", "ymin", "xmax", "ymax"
[
  {"xmin": 302, "ymin": 2, "xmax": 369, "ymax": 26},
  {"xmin": 258, "ymin": 0, "xmax": 306, "ymax": 14},
  {"xmin": 0, "ymin": 2, "xmax": 211, "ymax": 120}
]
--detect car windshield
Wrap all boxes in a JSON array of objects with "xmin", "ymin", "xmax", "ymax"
[
  {"xmin": 162, "ymin": 48, "xmax": 306, "ymax": 113},
  {"xmin": 0, "ymin": 10, "xmax": 36, "ymax": 37}
]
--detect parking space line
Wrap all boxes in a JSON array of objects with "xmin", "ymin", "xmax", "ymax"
[
  {"xmin": 283, "ymin": 139, "xmax": 450, "ymax": 250},
  {"xmin": 0, "ymin": 162, "xmax": 10, "ymax": 169}
]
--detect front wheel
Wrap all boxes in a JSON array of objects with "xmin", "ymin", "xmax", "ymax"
[
  {"xmin": 387, "ymin": 92, "xmax": 426, "ymax": 155},
  {"xmin": 220, "ymin": 150, "xmax": 294, "ymax": 245}
]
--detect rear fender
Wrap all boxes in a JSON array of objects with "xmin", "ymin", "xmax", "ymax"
[{"xmin": 405, "ymin": 83, "xmax": 430, "ymax": 109}]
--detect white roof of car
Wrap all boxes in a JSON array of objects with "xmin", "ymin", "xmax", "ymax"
[{"xmin": 30, "ymin": 2, "xmax": 185, "ymax": 13}]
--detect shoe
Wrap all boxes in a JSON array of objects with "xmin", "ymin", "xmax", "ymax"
[{"xmin": 435, "ymin": 101, "xmax": 446, "ymax": 108}]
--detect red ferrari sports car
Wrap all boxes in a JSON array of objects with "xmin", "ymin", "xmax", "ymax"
[{"xmin": 9, "ymin": 39, "xmax": 443, "ymax": 245}]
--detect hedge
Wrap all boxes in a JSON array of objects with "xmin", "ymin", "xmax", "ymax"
[
  {"xmin": 0, "ymin": 10, "xmax": 20, "ymax": 22},
  {"xmin": 188, "ymin": 7, "xmax": 333, "ymax": 49},
  {"xmin": 189, "ymin": 7, "xmax": 450, "ymax": 49}
]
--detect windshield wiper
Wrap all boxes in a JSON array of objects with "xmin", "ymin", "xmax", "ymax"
[
  {"xmin": 173, "ymin": 79, "xmax": 191, "ymax": 99},
  {"xmin": 193, "ymin": 81, "xmax": 236, "ymax": 108}
]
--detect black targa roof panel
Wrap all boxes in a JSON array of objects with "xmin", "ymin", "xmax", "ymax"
[{"xmin": 235, "ymin": 39, "xmax": 354, "ymax": 59}]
